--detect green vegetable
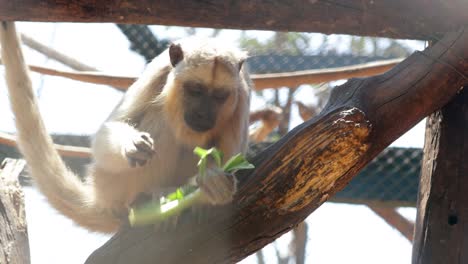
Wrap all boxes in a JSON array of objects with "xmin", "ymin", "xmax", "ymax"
[{"xmin": 128, "ymin": 147, "xmax": 254, "ymax": 226}]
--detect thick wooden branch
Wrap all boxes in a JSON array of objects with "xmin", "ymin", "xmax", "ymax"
[
  {"xmin": 0, "ymin": 1, "xmax": 467, "ymax": 39},
  {"xmin": 85, "ymin": 28, "xmax": 468, "ymax": 263},
  {"xmin": 0, "ymin": 58, "xmax": 402, "ymax": 91},
  {"xmin": 0, "ymin": 131, "xmax": 91, "ymax": 158},
  {"xmin": 0, "ymin": 159, "xmax": 30, "ymax": 264}
]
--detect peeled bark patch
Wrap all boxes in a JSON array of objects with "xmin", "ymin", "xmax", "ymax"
[{"xmin": 275, "ymin": 109, "xmax": 370, "ymax": 212}]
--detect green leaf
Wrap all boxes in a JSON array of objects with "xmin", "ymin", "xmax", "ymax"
[
  {"xmin": 166, "ymin": 188, "xmax": 184, "ymax": 202},
  {"xmin": 207, "ymin": 148, "xmax": 223, "ymax": 167},
  {"xmin": 129, "ymin": 189, "xmax": 202, "ymax": 226},
  {"xmin": 128, "ymin": 147, "xmax": 255, "ymax": 227},
  {"xmin": 193, "ymin": 146, "xmax": 209, "ymax": 159},
  {"xmin": 223, "ymin": 153, "xmax": 255, "ymax": 172}
]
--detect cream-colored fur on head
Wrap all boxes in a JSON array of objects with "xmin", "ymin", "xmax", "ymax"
[
  {"xmin": 1, "ymin": 22, "xmax": 251, "ymax": 233},
  {"xmin": 172, "ymin": 37, "xmax": 247, "ymax": 69},
  {"xmin": 162, "ymin": 66, "xmax": 242, "ymax": 146},
  {"xmin": 160, "ymin": 37, "xmax": 248, "ymax": 146}
]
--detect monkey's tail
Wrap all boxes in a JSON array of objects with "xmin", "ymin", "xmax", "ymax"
[{"xmin": 0, "ymin": 22, "xmax": 120, "ymax": 233}]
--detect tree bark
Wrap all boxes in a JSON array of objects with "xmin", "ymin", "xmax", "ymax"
[
  {"xmin": 85, "ymin": 28, "xmax": 468, "ymax": 264},
  {"xmin": 0, "ymin": 1, "xmax": 467, "ymax": 39},
  {"xmin": 412, "ymin": 86, "xmax": 468, "ymax": 263},
  {"xmin": 0, "ymin": 159, "xmax": 30, "ymax": 264}
]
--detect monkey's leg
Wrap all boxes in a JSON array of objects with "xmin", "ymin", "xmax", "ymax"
[
  {"xmin": 92, "ymin": 121, "xmax": 155, "ymax": 172},
  {"xmin": 197, "ymin": 167, "xmax": 237, "ymax": 205}
]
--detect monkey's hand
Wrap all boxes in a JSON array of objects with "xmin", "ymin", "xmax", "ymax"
[
  {"xmin": 197, "ymin": 167, "xmax": 237, "ymax": 205},
  {"xmin": 125, "ymin": 132, "xmax": 155, "ymax": 167}
]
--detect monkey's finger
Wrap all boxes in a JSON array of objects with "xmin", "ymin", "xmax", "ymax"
[
  {"xmin": 128, "ymin": 158, "xmax": 137, "ymax": 168},
  {"xmin": 127, "ymin": 155, "xmax": 148, "ymax": 167},
  {"xmin": 136, "ymin": 159, "xmax": 147, "ymax": 166},
  {"xmin": 211, "ymin": 172, "xmax": 237, "ymax": 202},
  {"xmin": 133, "ymin": 140, "xmax": 155, "ymax": 154},
  {"xmin": 198, "ymin": 180, "xmax": 217, "ymax": 204},
  {"xmin": 140, "ymin": 132, "xmax": 154, "ymax": 145},
  {"xmin": 127, "ymin": 150, "xmax": 152, "ymax": 161},
  {"xmin": 209, "ymin": 170, "xmax": 234, "ymax": 194},
  {"xmin": 137, "ymin": 132, "xmax": 155, "ymax": 151}
]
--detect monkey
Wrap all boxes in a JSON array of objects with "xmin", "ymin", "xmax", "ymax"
[
  {"xmin": 0, "ymin": 22, "xmax": 251, "ymax": 233},
  {"xmin": 248, "ymin": 106, "xmax": 282, "ymax": 142}
]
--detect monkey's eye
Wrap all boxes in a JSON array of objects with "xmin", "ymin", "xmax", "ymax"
[
  {"xmin": 212, "ymin": 90, "xmax": 230, "ymax": 102},
  {"xmin": 184, "ymin": 83, "xmax": 204, "ymax": 97}
]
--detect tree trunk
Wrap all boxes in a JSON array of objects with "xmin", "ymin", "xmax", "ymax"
[
  {"xmin": 0, "ymin": 1, "xmax": 467, "ymax": 39},
  {"xmin": 412, "ymin": 86, "xmax": 468, "ymax": 264},
  {"xmin": 85, "ymin": 28, "xmax": 468, "ymax": 264},
  {"xmin": 0, "ymin": 159, "xmax": 30, "ymax": 264}
]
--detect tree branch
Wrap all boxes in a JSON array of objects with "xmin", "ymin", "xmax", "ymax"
[
  {"xmin": 0, "ymin": 131, "xmax": 91, "ymax": 158},
  {"xmin": 0, "ymin": 58, "xmax": 403, "ymax": 91},
  {"xmin": 252, "ymin": 58, "xmax": 403, "ymax": 90},
  {"xmin": 85, "ymin": 28, "xmax": 468, "ymax": 264},
  {"xmin": 369, "ymin": 206, "xmax": 414, "ymax": 242},
  {"xmin": 0, "ymin": 1, "xmax": 467, "ymax": 39},
  {"xmin": 20, "ymin": 34, "xmax": 98, "ymax": 71}
]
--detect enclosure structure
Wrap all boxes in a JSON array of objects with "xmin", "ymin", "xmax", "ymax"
[{"xmin": 0, "ymin": 1, "xmax": 467, "ymax": 264}]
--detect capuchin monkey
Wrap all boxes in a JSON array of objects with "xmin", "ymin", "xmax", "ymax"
[{"xmin": 0, "ymin": 22, "xmax": 251, "ymax": 233}]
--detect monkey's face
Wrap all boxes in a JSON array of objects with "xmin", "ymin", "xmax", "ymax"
[
  {"xmin": 163, "ymin": 42, "xmax": 244, "ymax": 145},
  {"xmin": 182, "ymin": 81, "xmax": 230, "ymax": 132}
]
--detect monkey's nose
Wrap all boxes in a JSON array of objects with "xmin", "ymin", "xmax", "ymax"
[{"xmin": 194, "ymin": 111, "xmax": 206, "ymax": 119}]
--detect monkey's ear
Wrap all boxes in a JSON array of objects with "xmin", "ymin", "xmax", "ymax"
[
  {"xmin": 237, "ymin": 58, "xmax": 245, "ymax": 72},
  {"xmin": 169, "ymin": 43, "xmax": 184, "ymax": 67}
]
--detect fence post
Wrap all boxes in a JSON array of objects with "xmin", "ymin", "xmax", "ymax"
[{"xmin": 413, "ymin": 86, "xmax": 468, "ymax": 263}]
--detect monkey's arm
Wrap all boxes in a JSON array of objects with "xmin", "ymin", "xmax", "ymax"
[
  {"xmin": 92, "ymin": 56, "xmax": 172, "ymax": 172},
  {"xmin": 92, "ymin": 122, "xmax": 155, "ymax": 172}
]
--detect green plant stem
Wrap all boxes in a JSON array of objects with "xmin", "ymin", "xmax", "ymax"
[{"xmin": 129, "ymin": 189, "xmax": 202, "ymax": 226}]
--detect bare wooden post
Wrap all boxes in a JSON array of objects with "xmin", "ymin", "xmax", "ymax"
[
  {"xmin": 412, "ymin": 86, "xmax": 468, "ymax": 263},
  {"xmin": 0, "ymin": 158, "xmax": 30, "ymax": 264}
]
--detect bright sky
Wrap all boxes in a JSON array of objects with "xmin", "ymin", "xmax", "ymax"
[{"xmin": 0, "ymin": 22, "xmax": 424, "ymax": 264}]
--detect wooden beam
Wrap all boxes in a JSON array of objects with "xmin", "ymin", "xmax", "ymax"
[
  {"xmin": 252, "ymin": 59, "xmax": 403, "ymax": 90},
  {"xmin": 85, "ymin": 28, "xmax": 468, "ymax": 264},
  {"xmin": 0, "ymin": 58, "xmax": 403, "ymax": 91},
  {"xmin": 20, "ymin": 34, "xmax": 98, "ymax": 71},
  {"xmin": 0, "ymin": 131, "xmax": 91, "ymax": 159},
  {"xmin": 412, "ymin": 86, "xmax": 468, "ymax": 263},
  {"xmin": 0, "ymin": 159, "xmax": 30, "ymax": 264},
  {"xmin": 369, "ymin": 206, "xmax": 414, "ymax": 242},
  {"xmin": 0, "ymin": 1, "xmax": 467, "ymax": 39}
]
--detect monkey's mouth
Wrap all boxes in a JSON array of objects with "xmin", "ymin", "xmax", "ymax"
[{"xmin": 184, "ymin": 113, "xmax": 215, "ymax": 132}]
